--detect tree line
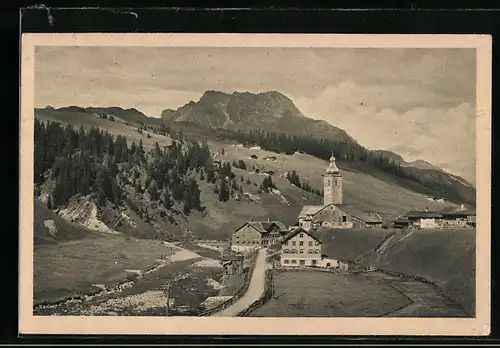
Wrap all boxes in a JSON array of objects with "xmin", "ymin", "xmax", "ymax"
[{"xmin": 224, "ymin": 129, "xmax": 471, "ymax": 203}]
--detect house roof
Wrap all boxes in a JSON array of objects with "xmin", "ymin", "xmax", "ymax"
[
  {"xmin": 298, "ymin": 204, "xmax": 382, "ymax": 223},
  {"xmin": 235, "ymin": 220, "xmax": 288, "ymax": 235},
  {"xmin": 281, "ymin": 227, "xmax": 323, "ymax": 244},
  {"xmin": 393, "ymin": 215, "xmax": 410, "ymax": 224}
]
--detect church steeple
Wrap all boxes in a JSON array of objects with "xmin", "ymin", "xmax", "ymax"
[
  {"xmin": 323, "ymin": 151, "xmax": 343, "ymax": 205},
  {"xmin": 326, "ymin": 152, "xmax": 340, "ymax": 175}
]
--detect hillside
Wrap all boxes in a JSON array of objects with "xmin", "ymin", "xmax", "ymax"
[
  {"xmin": 34, "ymin": 108, "xmax": 465, "ymax": 241},
  {"xmin": 34, "ymin": 199, "xmax": 96, "ymax": 245},
  {"xmin": 317, "ymin": 227, "xmax": 476, "ymax": 316}
]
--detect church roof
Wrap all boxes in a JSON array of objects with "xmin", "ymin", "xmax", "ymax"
[
  {"xmin": 326, "ymin": 154, "xmax": 340, "ymax": 175},
  {"xmin": 337, "ymin": 205, "xmax": 383, "ymax": 223},
  {"xmin": 298, "ymin": 203, "xmax": 383, "ymax": 223},
  {"xmin": 298, "ymin": 205, "xmax": 325, "ymax": 219}
]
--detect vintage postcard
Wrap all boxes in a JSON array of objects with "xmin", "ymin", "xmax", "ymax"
[{"xmin": 19, "ymin": 33, "xmax": 491, "ymax": 336}]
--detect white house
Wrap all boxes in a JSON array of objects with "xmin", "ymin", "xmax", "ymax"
[{"xmin": 280, "ymin": 227, "xmax": 322, "ymax": 267}]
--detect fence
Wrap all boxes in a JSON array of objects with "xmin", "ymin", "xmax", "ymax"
[
  {"xmin": 198, "ymin": 250, "xmax": 259, "ymax": 316},
  {"xmin": 237, "ymin": 269, "xmax": 274, "ymax": 316}
]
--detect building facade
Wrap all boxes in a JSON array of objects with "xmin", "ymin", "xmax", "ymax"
[
  {"xmin": 231, "ymin": 220, "xmax": 288, "ymax": 252},
  {"xmin": 297, "ymin": 155, "xmax": 383, "ymax": 230},
  {"xmin": 280, "ymin": 228, "xmax": 322, "ymax": 267},
  {"xmin": 399, "ymin": 206, "xmax": 476, "ymax": 229}
]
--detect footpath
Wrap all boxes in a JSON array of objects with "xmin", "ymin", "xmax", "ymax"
[{"xmin": 211, "ymin": 248, "xmax": 267, "ymax": 317}]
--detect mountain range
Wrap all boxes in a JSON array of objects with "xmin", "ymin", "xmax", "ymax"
[{"xmin": 36, "ymin": 90, "xmax": 475, "ymax": 206}]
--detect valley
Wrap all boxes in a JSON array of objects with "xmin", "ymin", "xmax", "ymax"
[{"xmin": 32, "ymin": 90, "xmax": 476, "ymax": 319}]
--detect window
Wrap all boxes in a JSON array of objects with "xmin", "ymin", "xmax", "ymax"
[
  {"xmin": 292, "ymin": 241, "xmax": 296, "ymax": 246},
  {"xmin": 284, "ymin": 260, "xmax": 290, "ymax": 264},
  {"xmin": 299, "ymin": 249, "xmax": 304, "ymax": 254},
  {"xmin": 315, "ymin": 241, "xmax": 320, "ymax": 246},
  {"xmin": 241, "ymin": 241, "xmax": 245, "ymax": 244},
  {"xmin": 291, "ymin": 249, "xmax": 297, "ymax": 254},
  {"xmin": 308, "ymin": 249, "xmax": 313, "ymax": 254},
  {"xmin": 299, "ymin": 260, "xmax": 305, "ymax": 265},
  {"xmin": 291, "ymin": 260, "xmax": 297, "ymax": 264},
  {"xmin": 308, "ymin": 241, "xmax": 313, "ymax": 246},
  {"xmin": 285, "ymin": 241, "xmax": 289, "ymax": 246},
  {"xmin": 312, "ymin": 260, "xmax": 317, "ymax": 265},
  {"xmin": 283, "ymin": 249, "xmax": 289, "ymax": 254},
  {"xmin": 236, "ymin": 235, "xmax": 239, "ymax": 238},
  {"xmin": 299, "ymin": 233, "xmax": 304, "ymax": 238},
  {"xmin": 342, "ymin": 216, "xmax": 347, "ymax": 222},
  {"xmin": 236, "ymin": 241, "xmax": 239, "ymax": 244},
  {"xmin": 315, "ymin": 249, "xmax": 319, "ymax": 254},
  {"xmin": 326, "ymin": 263, "xmax": 331, "ymax": 267},
  {"xmin": 299, "ymin": 241, "xmax": 304, "ymax": 246}
]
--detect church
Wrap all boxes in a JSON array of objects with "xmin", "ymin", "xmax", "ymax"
[{"xmin": 297, "ymin": 154, "xmax": 383, "ymax": 230}]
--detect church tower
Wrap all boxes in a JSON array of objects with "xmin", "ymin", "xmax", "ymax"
[{"xmin": 323, "ymin": 153, "xmax": 343, "ymax": 205}]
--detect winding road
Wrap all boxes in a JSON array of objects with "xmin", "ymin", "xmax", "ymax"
[{"xmin": 211, "ymin": 248, "xmax": 267, "ymax": 317}]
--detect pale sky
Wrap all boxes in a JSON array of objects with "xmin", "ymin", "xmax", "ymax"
[{"xmin": 35, "ymin": 47, "xmax": 476, "ymax": 184}]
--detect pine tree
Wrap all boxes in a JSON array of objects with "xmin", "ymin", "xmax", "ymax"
[
  {"xmin": 163, "ymin": 190, "xmax": 172, "ymax": 209},
  {"xmin": 148, "ymin": 179, "xmax": 159, "ymax": 201},
  {"xmin": 47, "ymin": 195, "xmax": 53, "ymax": 209},
  {"xmin": 218, "ymin": 179, "xmax": 230, "ymax": 202}
]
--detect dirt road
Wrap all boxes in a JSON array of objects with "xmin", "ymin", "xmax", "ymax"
[{"xmin": 211, "ymin": 248, "xmax": 267, "ymax": 317}]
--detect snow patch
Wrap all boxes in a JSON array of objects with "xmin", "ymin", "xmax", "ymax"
[
  {"xmin": 197, "ymin": 243, "xmax": 224, "ymax": 252},
  {"xmin": 168, "ymin": 249, "xmax": 201, "ymax": 262},
  {"xmin": 192, "ymin": 258, "xmax": 223, "ymax": 268},
  {"xmin": 244, "ymin": 192, "xmax": 261, "ymax": 203},
  {"xmin": 270, "ymin": 188, "xmax": 290, "ymax": 205},
  {"xmin": 206, "ymin": 277, "xmax": 224, "ymax": 291},
  {"xmin": 81, "ymin": 291, "xmax": 173, "ymax": 315},
  {"xmin": 43, "ymin": 219, "xmax": 58, "ymax": 237},
  {"xmin": 201, "ymin": 296, "xmax": 233, "ymax": 310},
  {"xmin": 125, "ymin": 269, "xmax": 142, "ymax": 275}
]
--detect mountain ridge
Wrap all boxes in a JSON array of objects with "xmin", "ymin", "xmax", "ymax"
[{"xmin": 36, "ymin": 89, "xmax": 475, "ymax": 204}]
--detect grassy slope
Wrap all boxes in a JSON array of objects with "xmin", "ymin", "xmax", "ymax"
[
  {"xmin": 34, "ymin": 235, "xmax": 178, "ymax": 304},
  {"xmin": 35, "ymin": 108, "xmax": 173, "ymax": 150},
  {"xmin": 249, "ymin": 271, "xmax": 411, "ymax": 317},
  {"xmin": 315, "ymin": 228, "xmax": 392, "ymax": 262},
  {"xmin": 34, "ymin": 199, "xmax": 95, "ymax": 245},
  {"xmin": 34, "ymin": 199, "xmax": 179, "ymax": 304},
  {"xmin": 317, "ymin": 227, "xmax": 476, "ymax": 316},
  {"xmin": 373, "ymin": 229, "xmax": 476, "ymax": 316},
  {"xmin": 209, "ymin": 144, "xmax": 460, "ymax": 222}
]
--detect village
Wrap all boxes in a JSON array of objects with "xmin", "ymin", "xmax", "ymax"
[{"xmin": 219, "ymin": 153, "xmax": 477, "ymax": 275}]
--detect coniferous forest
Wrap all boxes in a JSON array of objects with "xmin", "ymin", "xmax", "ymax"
[{"xmin": 34, "ymin": 119, "xmax": 217, "ymax": 215}]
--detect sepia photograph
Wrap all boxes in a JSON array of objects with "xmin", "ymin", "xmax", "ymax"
[{"xmin": 19, "ymin": 33, "xmax": 491, "ymax": 335}]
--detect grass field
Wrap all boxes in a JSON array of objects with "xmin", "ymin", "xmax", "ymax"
[
  {"xmin": 34, "ymin": 235, "xmax": 178, "ymax": 304},
  {"xmin": 372, "ymin": 228, "xmax": 476, "ymax": 316},
  {"xmin": 249, "ymin": 270, "xmax": 412, "ymax": 317},
  {"xmin": 314, "ymin": 228, "xmax": 392, "ymax": 262}
]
